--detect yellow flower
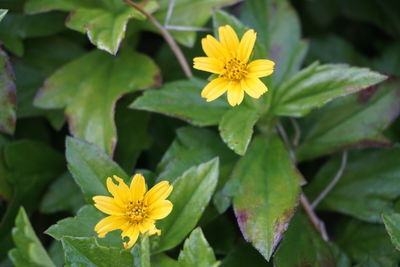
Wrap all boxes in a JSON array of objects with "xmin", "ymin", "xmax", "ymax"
[
  {"xmin": 93, "ymin": 174, "xmax": 173, "ymax": 249},
  {"xmin": 193, "ymin": 25, "xmax": 275, "ymax": 106}
]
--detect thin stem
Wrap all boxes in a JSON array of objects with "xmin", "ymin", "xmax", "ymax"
[
  {"xmin": 124, "ymin": 0, "xmax": 193, "ymax": 78},
  {"xmin": 311, "ymin": 151, "xmax": 348, "ymax": 209},
  {"xmin": 289, "ymin": 118, "xmax": 301, "ymax": 147},
  {"xmin": 300, "ymin": 194, "xmax": 329, "ymax": 241},
  {"xmin": 277, "ymin": 122, "xmax": 296, "ymax": 162}
]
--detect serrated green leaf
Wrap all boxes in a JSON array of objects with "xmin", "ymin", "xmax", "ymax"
[
  {"xmin": 231, "ymin": 135, "xmax": 302, "ymax": 260},
  {"xmin": 382, "ymin": 213, "xmax": 400, "ymax": 251},
  {"xmin": 274, "ymin": 212, "xmax": 350, "ymax": 267},
  {"xmin": 152, "ymin": 158, "xmax": 219, "ymax": 253},
  {"xmin": 337, "ymin": 219, "xmax": 400, "ymax": 266},
  {"xmin": 307, "ymin": 147, "xmax": 400, "ymax": 223},
  {"xmin": 61, "ymin": 236, "xmax": 132, "ymax": 267},
  {"xmin": 178, "ymin": 228, "xmax": 219, "ymax": 267},
  {"xmin": 0, "ymin": 9, "xmax": 7, "ymax": 22},
  {"xmin": 131, "ymin": 78, "xmax": 229, "ymax": 127},
  {"xmin": 0, "ymin": 48, "xmax": 16, "ymax": 135},
  {"xmin": 219, "ymin": 105, "xmax": 260, "ymax": 155},
  {"xmin": 296, "ymin": 79, "xmax": 400, "ymax": 161},
  {"xmin": 36, "ymin": 50, "xmax": 159, "ymax": 154},
  {"xmin": 40, "ymin": 172, "xmax": 85, "ymax": 214},
  {"xmin": 25, "ymin": 0, "xmax": 157, "ymax": 54},
  {"xmin": 273, "ymin": 62, "xmax": 387, "ymax": 117},
  {"xmin": 66, "ymin": 137, "xmax": 128, "ymax": 202},
  {"xmin": 9, "ymin": 208, "xmax": 55, "ymax": 267}
]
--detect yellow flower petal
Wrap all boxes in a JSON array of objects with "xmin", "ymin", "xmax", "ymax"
[
  {"xmin": 130, "ymin": 174, "xmax": 147, "ymax": 202},
  {"xmin": 93, "ymin": 196, "xmax": 125, "ymax": 215},
  {"xmin": 122, "ymin": 225, "xmax": 140, "ymax": 249},
  {"xmin": 218, "ymin": 25, "xmax": 239, "ymax": 54},
  {"xmin": 227, "ymin": 81, "xmax": 244, "ymax": 106},
  {"xmin": 237, "ymin": 29, "xmax": 256, "ymax": 63},
  {"xmin": 240, "ymin": 77, "xmax": 268, "ymax": 99},
  {"xmin": 201, "ymin": 77, "xmax": 229, "ymax": 102},
  {"xmin": 201, "ymin": 35, "xmax": 230, "ymax": 60},
  {"xmin": 247, "ymin": 59, "xmax": 275, "ymax": 78},
  {"xmin": 148, "ymin": 226, "xmax": 161, "ymax": 236},
  {"xmin": 144, "ymin": 181, "xmax": 173, "ymax": 205},
  {"xmin": 148, "ymin": 200, "xmax": 173, "ymax": 220},
  {"xmin": 106, "ymin": 176, "xmax": 131, "ymax": 204},
  {"xmin": 94, "ymin": 215, "xmax": 126, "ymax": 238},
  {"xmin": 193, "ymin": 57, "xmax": 224, "ymax": 74}
]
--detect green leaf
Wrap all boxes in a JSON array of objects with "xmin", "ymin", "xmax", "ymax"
[
  {"xmin": 240, "ymin": 0, "xmax": 308, "ymax": 88},
  {"xmin": 220, "ymin": 240, "xmax": 270, "ymax": 267},
  {"xmin": 152, "ymin": 253, "xmax": 178, "ymax": 267},
  {"xmin": 273, "ymin": 62, "xmax": 387, "ymax": 117},
  {"xmin": 40, "ymin": 172, "xmax": 85, "ymax": 214},
  {"xmin": 382, "ymin": 213, "xmax": 400, "ymax": 251},
  {"xmin": 231, "ymin": 135, "xmax": 302, "ymax": 260},
  {"xmin": 152, "ymin": 158, "xmax": 219, "ymax": 253},
  {"xmin": 274, "ymin": 212, "xmax": 350, "ymax": 267},
  {"xmin": 25, "ymin": 0, "xmax": 158, "ymax": 54},
  {"xmin": 373, "ymin": 43, "xmax": 400, "ymax": 76},
  {"xmin": 337, "ymin": 219, "xmax": 400, "ymax": 266},
  {"xmin": 151, "ymin": 0, "xmax": 237, "ymax": 47},
  {"xmin": 0, "ymin": 48, "xmax": 16, "ymax": 135},
  {"xmin": 9, "ymin": 208, "xmax": 55, "ymax": 267},
  {"xmin": 306, "ymin": 147, "xmax": 400, "ymax": 223},
  {"xmin": 296, "ymin": 79, "xmax": 400, "ymax": 161},
  {"xmin": 132, "ymin": 235, "xmax": 150, "ymax": 267},
  {"xmin": 0, "ymin": 12, "xmax": 65, "ymax": 56},
  {"xmin": 36, "ymin": 49, "xmax": 159, "ymax": 154},
  {"xmin": 62, "ymin": 236, "xmax": 132, "ymax": 267},
  {"xmin": 0, "ymin": 9, "xmax": 7, "ymax": 22},
  {"xmin": 131, "ymin": 78, "xmax": 229, "ymax": 127},
  {"xmin": 219, "ymin": 105, "xmax": 260, "ymax": 155},
  {"xmin": 178, "ymin": 228, "xmax": 219, "ymax": 267},
  {"xmin": 66, "ymin": 137, "xmax": 128, "ymax": 202}
]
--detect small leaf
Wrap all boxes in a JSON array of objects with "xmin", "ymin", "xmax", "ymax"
[
  {"xmin": 231, "ymin": 135, "xmax": 302, "ymax": 260},
  {"xmin": 178, "ymin": 228, "xmax": 219, "ymax": 267},
  {"xmin": 306, "ymin": 147, "xmax": 400, "ymax": 223},
  {"xmin": 273, "ymin": 62, "xmax": 387, "ymax": 117},
  {"xmin": 131, "ymin": 78, "xmax": 229, "ymax": 127},
  {"xmin": 296, "ymin": 79, "xmax": 400, "ymax": 161},
  {"xmin": 61, "ymin": 236, "xmax": 132, "ymax": 267},
  {"xmin": 66, "ymin": 137, "xmax": 128, "ymax": 202},
  {"xmin": 152, "ymin": 158, "xmax": 219, "ymax": 253},
  {"xmin": 382, "ymin": 213, "xmax": 400, "ymax": 251},
  {"xmin": 35, "ymin": 49, "xmax": 159, "ymax": 154},
  {"xmin": 9, "ymin": 208, "xmax": 55, "ymax": 267},
  {"xmin": 219, "ymin": 105, "xmax": 260, "ymax": 155},
  {"xmin": 0, "ymin": 48, "xmax": 16, "ymax": 135}
]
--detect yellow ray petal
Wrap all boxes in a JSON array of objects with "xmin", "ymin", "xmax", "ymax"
[
  {"xmin": 237, "ymin": 29, "xmax": 256, "ymax": 63},
  {"xmin": 218, "ymin": 25, "xmax": 239, "ymax": 54},
  {"xmin": 148, "ymin": 225, "xmax": 161, "ymax": 236},
  {"xmin": 93, "ymin": 196, "xmax": 125, "ymax": 215},
  {"xmin": 122, "ymin": 225, "xmax": 140, "ymax": 249},
  {"xmin": 148, "ymin": 200, "xmax": 173, "ymax": 220},
  {"xmin": 138, "ymin": 218, "xmax": 155, "ymax": 234},
  {"xmin": 130, "ymin": 174, "xmax": 147, "ymax": 202},
  {"xmin": 193, "ymin": 57, "xmax": 224, "ymax": 74},
  {"xmin": 144, "ymin": 181, "xmax": 173, "ymax": 205},
  {"xmin": 227, "ymin": 81, "xmax": 244, "ymax": 106},
  {"xmin": 247, "ymin": 59, "xmax": 275, "ymax": 78},
  {"xmin": 106, "ymin": 176, "xmax": 131, "ymax": 204},
  {"xmin": 247, "ymin": 77, "xmax": 268, "ymax": 96},
  {"xmin": 94, "ymin": 215, "xmax": 126, "ymax": 238},
  {"xmin": 201, "ymin": 77, "xmax": 229, "ymax": 102},
  {"xmin": 201, "ymin": 35, "xmax": 230, "ymax": 60}
]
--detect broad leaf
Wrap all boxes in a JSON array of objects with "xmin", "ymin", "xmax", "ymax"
[
  {"xmin": 152, "ymin": 158, "xmax": 219, "ymax": 253},
  {"xmin": 231, "ymin": 135, "xmax": 302, "ymax": 260},
  {"xmin": 382, "ymin": 213, "xmax": 400, "ymax": 251},
  {"xmin": 274, "ymin": 212, "xmax": 350, "ymax": 267},
  {"xmin": 296, "ymin": 79, "xmax": 400, "ymax": 161},
  {"xmin": 8, "ymin": 208, "xmax": 55, "ymax": 267},
  {"xmin": 0, "ymin": 48, "xmax": 16, "ymax": 135},
  {"xmin": 131, "ymin": 78, "xmax": 229, "ymax": 127},
  {"xmin": 40, "ymin": 172, "xmax": 85, "ymax": 214},
  {"xmin": 306, "ymin": 147, "xmax": 400, "ymax": 223},
  {"xmin": 25, "ymin": 0, "xmax": 158, "ymax": 54},
  {"xmin": 66, "ymin": 137, "xmax": 128, "ymax": 202},
  {"xmin": 337, "ymin": 219, "xmax": 400, "ymax": 266},
  {"xmin": 62, "ymin": 237, "xmax": 132, "ymax": 267},
  {"xmin": 36, "ymin": 50, "xmax": 159, "ymax": 154},
  {"xmin": 178, "ymin": 228, "xmax": 219, "ymax": 267},
  {"xmin": 273, "ymin": 62, "xmax": 387, "ymax": 117}
]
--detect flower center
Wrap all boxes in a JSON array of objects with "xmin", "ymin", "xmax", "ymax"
[
  {"xmin": 126, "ymin": 200, "xmax": 147, "ymax": 222},
  {"xmin": 222, "ymin": 58, "xmax": 247, "ymax": 81}
]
